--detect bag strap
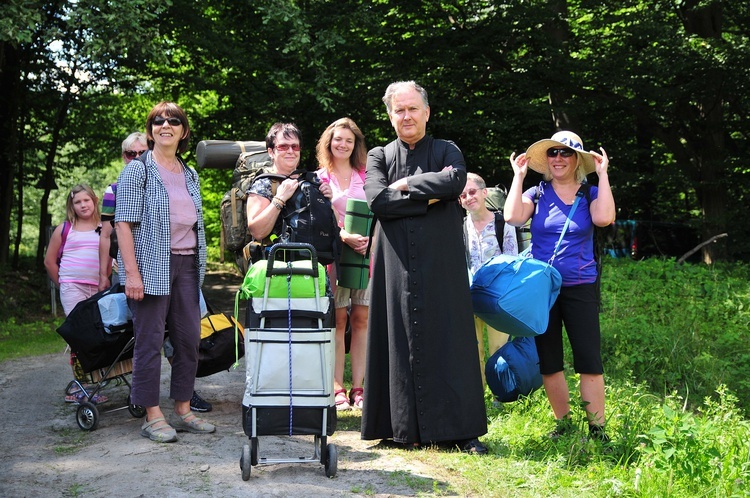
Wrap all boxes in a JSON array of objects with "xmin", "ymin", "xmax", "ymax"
[
  {"xmin": 56, "ymin": 221, "xmax": 71, "ymax": 266},
  {"xmin": 549, "ymin": 190, "xmax": 584, "ymax": 265}
]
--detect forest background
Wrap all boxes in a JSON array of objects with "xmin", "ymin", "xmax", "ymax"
[{"xmin": 1, "ymin": 0, "xmax": 748, "ymax": 268}]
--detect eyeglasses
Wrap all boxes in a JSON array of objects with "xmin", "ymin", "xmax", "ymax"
[
  {"xmin": 153, "ymin": 116, "xmax": 183, "ymax": 127},
  {"xmin": 123, "ymin": 149, "xmax": 147, "ymax": 159},
  {"xmin": 275, "ymin": 144, "xmax": 301, "ymax": 152},
  {"xmin": 459, "ymin": 188, "xmax": 479, "ymax": 199},
  {"xmin": 546, "ymin": 148, "xmax": 576, "ymax": 158}
]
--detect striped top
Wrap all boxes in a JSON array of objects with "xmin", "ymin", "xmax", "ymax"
[
  {"xmin": 101, "ymin": 183, "xmax": 116, "ymax": 222},
  {"xmin": 58, "ymin": 227, "xmax": 100, "ymax": 285}
]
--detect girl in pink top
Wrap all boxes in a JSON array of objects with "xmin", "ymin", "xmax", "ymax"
[
  {"xmin": 316, "ymin": 117, "xmax": 369, "ymax": 411},
  {"xmin": 44, "ymin": 183, "xmax": 107, "ymax": 403},
  {"xmin": 45, "ymin": 184, "xmax": 102, "ymax": 315}
]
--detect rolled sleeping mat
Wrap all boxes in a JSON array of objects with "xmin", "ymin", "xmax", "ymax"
[
  {"xmin": 196, "ymin": 140, "xmax": 269, "ymax": 169},
  {"xmin": 338, "ymin": 199, "xmax": 374, "ymax": 290}
]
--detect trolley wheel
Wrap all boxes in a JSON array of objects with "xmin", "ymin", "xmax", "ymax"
[
  {"xmin": 240, "ymin": 443, "xmax": 252, "ymax": 481},
  {"xmin": 324, "ymin": 443, "xmax": 338, "ymax": 478},
  {"xmin": 76, "ymin": 401, "xmax": 99, "ymax": 431},
  {"xmin": 127, "ymin": 396, "xmax": 146, "ymax": 418},
  {"xmin": 250, "ymin": 437, "xmax": 259, "ymax": 466}
]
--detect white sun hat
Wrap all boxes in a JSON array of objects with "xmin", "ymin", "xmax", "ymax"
[{"xmin": 524, "ymin": 131, "xmax": 596, "ymax": 176}]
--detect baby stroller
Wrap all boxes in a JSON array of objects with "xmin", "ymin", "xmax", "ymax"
[
  {"xmin": 239, "ymin": 243, "xmax": 338, "ymax": 479},
  {"xmin": 57, "ymin": 284, "xmax": 146, "ymax": 431}
]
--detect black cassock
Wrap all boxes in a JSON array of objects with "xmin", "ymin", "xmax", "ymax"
[{"xmin": 362, "ymin": 135, "xmax": 487, "ymax": 444}]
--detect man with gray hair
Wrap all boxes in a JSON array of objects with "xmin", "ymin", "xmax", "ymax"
[{"xmin": 363, "ymin": 81, "xmax": 488, "ymax": 454}]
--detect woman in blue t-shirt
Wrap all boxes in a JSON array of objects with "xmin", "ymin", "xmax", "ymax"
[{"xmin": 504, "ymin": 131, "xmax": 615, "ymax": 441}]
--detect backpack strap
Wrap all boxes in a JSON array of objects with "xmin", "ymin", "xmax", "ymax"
[
  {"xmin": 56, "ymin": 221, "xmax": 71, "ymax": 266},
  {"xmin": 493, "ymin": 211, "xmax": 505, "ymax": 254}
]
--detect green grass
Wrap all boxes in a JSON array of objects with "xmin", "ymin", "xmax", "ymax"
[
  {"xmin": 2, "ymin": 257, "xmax": 749, "ymax": 497},
  {"xmin": 0, "ymin": 316, "xmax": 66, "ymax": 362}
]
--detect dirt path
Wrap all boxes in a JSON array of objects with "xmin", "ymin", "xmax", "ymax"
[{"xmin": 0, "ymin": 271, "xmax": 451, "ymax": 497}]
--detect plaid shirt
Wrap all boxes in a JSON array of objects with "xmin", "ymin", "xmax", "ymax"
[{"xmin": 115, "ymin": 150, "xmax": 206, "ymax": 295}]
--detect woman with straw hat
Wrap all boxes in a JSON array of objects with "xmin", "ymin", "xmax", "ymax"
[{"xmin": 503, "ymin": 130, "xmax": 615, "ymax": 441}]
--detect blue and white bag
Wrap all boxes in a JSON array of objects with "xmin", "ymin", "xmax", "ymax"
[{"xmin": 470, "ymin": 190, "xmax": 584, "ymax": 337}]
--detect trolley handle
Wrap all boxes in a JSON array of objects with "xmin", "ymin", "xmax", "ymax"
[{"xmin": 266, "ymin": 243, "xmax": 320, "ymax": 278}]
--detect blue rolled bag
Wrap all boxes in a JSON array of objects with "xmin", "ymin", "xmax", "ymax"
[
  {"xmin": 470, "ymin": 190, "xmax": 583, "ymax": 337},
  {"xmin": 485, "ymin": 336, "xmax": 543, "ymax": 402}
]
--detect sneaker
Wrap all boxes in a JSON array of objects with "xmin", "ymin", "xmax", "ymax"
[
  {"xmin": 456, "ymin": 438, "xmax": 488, "ymax": 455},
  {"xmin": 588, "ymin": 424, "xmax": 611, "ymax": 443},
  {"xmin": 190, "ymin": 391, "xmax": 212, "ymax": 412},
  {"xmin": 65, "ymin": 392, "xmax": 109, "ymax": 404},
  {"xmin": 168, "ymin": 411, "xmax": 216, "ymax": 434},
  {"xmin": 548, "ymin": 416, "xmax": 574, "ymax": 440}
]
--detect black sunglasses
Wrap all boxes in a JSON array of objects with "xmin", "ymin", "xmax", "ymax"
[
  {"xmin": 153, "ymin": 116, "xmax": 183, "ymax": 127},
  {"xmin": 547, "ymin": 148, "xmax": 576, "ymax": 158},
  {"xmin": 123, "ymin": 149, "xmax": 147, "ymax": 159}
]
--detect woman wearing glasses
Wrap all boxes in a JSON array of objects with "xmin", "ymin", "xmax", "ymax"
[
  {"xmin": 98, "ymin": 132, "xmax": 148, "ymax": 291},
  {"xmin": 504, "ymin": 131, "xmax": 615, "ymax": 442},
  {"xmin": 246, "ymin": 122, "xmax": 332, "ymax": 244},
  {"xmin": 116, "ymin": 101, "xmax": 213, "ymax": 443},
  {"xmin": 460, "ymin": 172, "xmax": 518, "ymax": 386}
]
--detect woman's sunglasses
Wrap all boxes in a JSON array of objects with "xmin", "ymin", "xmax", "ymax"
[
  {"xmin": 153, "ymin": 116, "xmax": 183, "ymax": 127},
  {"xmin": 547, "ymin": 148, "xmax": 575, "ymax": 158},
  {"xmin": 123, "ymin": 149, "xmax": 147, "ymax": 159},
  {"xmin": 459, "ymin": 188, "xmax": 480, "ymax": 199}
]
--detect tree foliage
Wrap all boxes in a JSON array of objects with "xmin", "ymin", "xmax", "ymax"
[{"xmin": 3, "ymin": 0, "xmax": 749, "ymax": 267}]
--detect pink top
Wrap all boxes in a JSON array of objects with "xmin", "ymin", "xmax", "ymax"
[
  {"xmin": 159, "ymin": 166, "xmax": 198, "ymax": 254},
  {"xmin": 58, "ymin": 226, "xmax": 100, "ymax": 285},
  {"xmin": 317, "ymin": 168, "xmax": 366, "ymax": 228}
]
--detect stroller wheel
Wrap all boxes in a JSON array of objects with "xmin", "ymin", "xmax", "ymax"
[
  {"xmin": 240, "ymin": 444, "xmax": 252, "ymax": 481},
  {"xmin": 127, "ymin": 396, "xmax": 146, "ymax": 418},
  {"xmin": 324, "ymin": 443, "xmax": 338, "ymax": 477},
  {"xmin": 76, "ymin": 402, "xmax": 99, "ymax": 431}
]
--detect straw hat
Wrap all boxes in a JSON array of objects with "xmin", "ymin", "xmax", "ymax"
[{"xmin": 524, "ymin": 131, "xmax": 596, "ymax": 176}]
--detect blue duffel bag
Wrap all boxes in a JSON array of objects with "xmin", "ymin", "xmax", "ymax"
[
  {"xmin": 486, "ymin": 336, "xmax": 543, "ymax": 402},
  {"xmin": 470, "ymin": 254, "xmax": 562, "ymax": 337}
]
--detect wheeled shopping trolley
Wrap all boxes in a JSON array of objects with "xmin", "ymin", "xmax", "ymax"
[
  {"xmin": 64, "ymin": 336, "xmax": 146, "ymax": 431},
  {"xmin": 239, "ymin": 243, "xmax": 338, "ymax": 479},
  {"xmin": 56, "ymin": 284, "xmax": 146, "ymax": 431}
]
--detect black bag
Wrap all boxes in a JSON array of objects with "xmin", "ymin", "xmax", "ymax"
[
  {"xmin": 56, "ymin": 284, "xmax": 134, "ymax": 372},
  {"xmin": 281, "ymin": 171, "xmax": 341, "ymax": 265},
  {"xmin": 196, "ymin": 304, "xmax": 244, "ymax": 378}
]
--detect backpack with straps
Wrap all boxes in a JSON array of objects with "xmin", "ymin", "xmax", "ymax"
[
  {"xmin": 279, "ymin": 171, "xmax": 341, "ymax": 266},
  {"xmin": 219, "ymin": 152, "xmax": 273, "ymax": 258}
]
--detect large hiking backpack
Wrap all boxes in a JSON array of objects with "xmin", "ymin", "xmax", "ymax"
[
  {"xmin": 280, "ymin": 171, "xmax": 341, "ymax": 266},
  {"xmin": 219, "ymin": 151, "xmax": 273, "ymax": 255}
]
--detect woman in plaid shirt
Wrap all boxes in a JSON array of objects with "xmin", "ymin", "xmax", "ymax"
[{"xmin": 116, "ymin": 101, "xmax": 213, "ymax": 443}]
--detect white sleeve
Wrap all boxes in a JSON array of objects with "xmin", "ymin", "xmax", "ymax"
[{"xmin": 503, "ymin": 222, "xmax": 518, "ymax": 256}]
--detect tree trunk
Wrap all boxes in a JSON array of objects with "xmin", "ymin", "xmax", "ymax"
[
  {"xmin": 0, "ymin": 42, "xmax": 22, "ymax": 266},
  {"xmin": 677, "ymin": 1, "xmax": 727, "ymax": 263}
]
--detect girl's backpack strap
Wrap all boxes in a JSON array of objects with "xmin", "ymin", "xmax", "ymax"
[{"xmin": 56, "ymin": 221, "xmax": 71, "ymax": 266}]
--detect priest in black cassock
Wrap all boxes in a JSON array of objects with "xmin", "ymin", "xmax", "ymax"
[{"xmin": 362, "ymin": 81, "xmax": 488, "ymax": 454}]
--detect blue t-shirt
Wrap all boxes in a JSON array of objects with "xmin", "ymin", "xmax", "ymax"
[{"xmin": 524, "ymin": 181, "xmax": 598, "ymax": 286}]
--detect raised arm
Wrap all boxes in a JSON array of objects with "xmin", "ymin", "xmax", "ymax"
[
  {"xmin": 589, "ymin": 148, "xmax": 616, "ymax": 227},
  {"xmin": 504, "ymin": 152, "xmax": 535, "ymax": 226}
]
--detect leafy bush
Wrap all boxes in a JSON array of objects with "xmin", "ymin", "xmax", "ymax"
[{"xmin": 600, "ymin": 258, "xmax": 750, "ymax": 413}]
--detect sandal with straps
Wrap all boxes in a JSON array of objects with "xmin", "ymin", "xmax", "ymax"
[
  {"xmin": 335, "ymin": 388, "xmax": 351, "ymax": 411},
  {"xmin": 349, "ymin": 387, "xmax": 364, "ymax": 410}
]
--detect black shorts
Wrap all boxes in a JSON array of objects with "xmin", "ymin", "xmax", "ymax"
[{"xmin": 534, "ymin": 283, "xmax": 603, "ymax": 375}]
